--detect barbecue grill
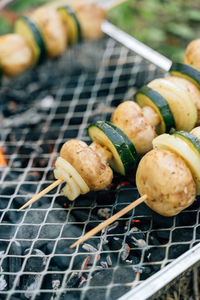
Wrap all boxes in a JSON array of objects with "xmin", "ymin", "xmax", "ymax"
[{"xmin": 1, "ymin": 8, "xmax": 200, "ymax": 300}]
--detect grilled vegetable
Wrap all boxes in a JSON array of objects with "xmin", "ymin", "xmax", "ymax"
[
  {"xmin": 31, "ymin": 7, "xmax": 67, "ymax": 58},
  {"xmin": 14, "ymin": 16, "xmax": 46, "ymax": 65},
  {"xmin": 153, "ymin": 132, "xmax": 200, "ymax": 194},
  {"xmin": 60, "ymin": 139, "xmax": 113, "ymax": 191},
  {"xmin": 134, "ymin": 85, "xmax": 175, "ymax": 134},
  {"xmin": 111, "ymin": 101, "xmax": 157, "ymax": 155},
  {"xmin": 57, "ymin": 6, "xmax": 82, "ymax": 44},
  {"xmin": 169, "ymin": 62, "xmax": 200, "ymax": 89},
  {"xmin": 148, "ymin": 78, "xmax": 197, "ymax": 131},
  {"xmin": 136, "ymin": 148, "xmax": 196, "ymax": 216},
  {"xmin": 54, "ymin": 156, "xmax": 89, "ymax": 200},
  {"xmin": 88, "ymin": 121, "xmax": 138, "ymax": 176},
  {"xmin": 184, "ymin": 39, "xmax": 200, "ymax": 70}
]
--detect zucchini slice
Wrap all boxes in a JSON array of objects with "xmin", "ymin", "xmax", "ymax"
[
  {"xmin": 153, "ymin": 132, "xmax": 200, "ymax": 194},
  {"xmin": 14, "ymin": 16, "xmax": 46, "ymax": 65},
  {"xmin": 57, "ymin": 6, "xmax": 82, "ymax": 44},
  {"xmin": 88, "ymin": 121, "xmax": 138, "ymax": 176},
  {"xmin": 134, "ymin": 85, "xmax": 175, "ymax": 134},
  {"xmin": 148, "ymin": 78, "xmax": 197, "ymax": 131},
  {"xmin": 169, "ymin": 62, "xmax": 200, "ymax": 89}
]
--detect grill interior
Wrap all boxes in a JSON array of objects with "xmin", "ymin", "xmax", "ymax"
[{"xmin": 1, "ymin": 37, "xmax": 200, "ymax": 300}]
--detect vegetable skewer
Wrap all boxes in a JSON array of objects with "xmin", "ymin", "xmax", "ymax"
[{"xmin": 70, "ymin": 126, "xmax": 200, "ymax": 248}]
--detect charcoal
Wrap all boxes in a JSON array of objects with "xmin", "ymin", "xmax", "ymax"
[
  {"xmin": 109, "ymin": 286, "xmax": 131, "ymax": 300},
  {"xmin": 83, "ymin": 288, "xmax": 107, "ymax": 300},
  {"xmin": 90, "ymin": 269, "xmax": 113, "ymax": 286}
]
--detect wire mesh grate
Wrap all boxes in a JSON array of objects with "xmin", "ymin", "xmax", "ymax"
[{"xmin": 0, "ymin": 37, "xmax": 199, "ymax": 300}]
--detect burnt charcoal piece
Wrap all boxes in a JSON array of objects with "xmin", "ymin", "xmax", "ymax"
[
  {"xmin": 41, "ymin": 273, "xmax": 64, "ymax": 290},
  {"xmin": 0, "ymin": 197, "xmax": 10, "ymax": 209},
  {"xmin": 63, "ymin": 129, "xmax": 79, "ymax": 139},
  {"xmin": 113, "ymin": 267, "xmax": 136, "ymax": 284},
  {"xmin": 39, "ymin": 225, "xmax": 61, "ymax": 239},
  {"xmin": 2, "ymin": 211, "xmax": 24, "ymax": 224},
  {"xmin": 69, "ymin": 117, "xmax": 83, "ymax": 125},
  {"xmin": 25, "ymin": 171, "xmax": 44, "ymax": 181},
  {"xmin": 60, "ymin": 291, "xmax": 81, "ymax": 300},
  {"xmin": 71, "ymin": 209, "xmax": 90, "ymax": 222},
  {"xmin": 176, "ymin": 211, "xmax": 197, "ymax": 226},
  {"xmin": 196, "ymin": 226, "xmax": 200, "ymax": 239},
  {"xmin": 46, "ymin": 210, "xmax": 68, "ymax": 223},
  {"xmin": 65, "ymin": 272, "xmax": 81, "ymax": 288},
  {"xmin": 172, "ymin": 228, "xmax": 193, "ymax": 243},
  {"xmin": 17, "ymin": 145, "xmax": 36, "ymax": 155},
  {"xmin": 55, "ymin": 105, "xmax": 69, "ymax": 114},
  {"xmin": 148, "ymin": 230, "xmax": 170, "ymax": 246},
  {"xmin": 55, "ymin": 239, "xmax": 76, "ymax": 255},
  {"xmin": 17, "ymin": 184, "xmax": 37, "ymax": 195},
  {"xmin": 11, "ymin": 158, "xmax": 29, "ymax": 168},
  {"xmin": 48, "ymin": 256, "xmax": 71, "ymax": 271},
  {"xmin": 75, "ymin": 104, "xmax": 87, "ymax": 112},
  {"xmin": 168, "ymin": 244, "xmax": 190, "ymax": 259},
  {"xmin": 2, "ymin": 241, "xmax": 22, "ymax": 289},
  {"xmin": 62, "ymin": 224, "xmax": 84, "ymax": 238},
  {"xmin": 83, "ymin": 288, "xmax": 107, "ymax": 300},
  {"xmin": 147, "ymin": 247, "xmax": 166, "ymax": 262},
  {"xmin": 16, "ymin": 225, "xmax": 39, "ymax": 239},
  {"xmin": 34, "ymin": 240, "xmax": 55, "ymax": 255},
  {"xmin": 0, "ymin": 184, "xmax": 17, "ymax": 196},
  {"xmin": 109, "ymin": 286, "xmax": 131, "ymax": 300},
  {"xmin": 0, "ymin": 225, "xmax": 17, "ymax": 239},
  {"xmin": 24, "ymin": 255, "xmax": 46, "ymax": 273},
  {"xmin": 89, "ymin": 269, "xmax": 113, "ymax": 286},
  {"xmin": 24, "ymin": 210, "xmax": 46, "ymax": 224},
  {"xmin": 4, "ymin": 171, "xmax": 24, "ymax": 182},
  {"xmin": 17, "ymin": 274, "xmax": 42, "ymax": 298}
]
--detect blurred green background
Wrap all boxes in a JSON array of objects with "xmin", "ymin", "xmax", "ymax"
[{"xmin": 0, "ymin": 0, "xmax": 200, "ymax": 62}]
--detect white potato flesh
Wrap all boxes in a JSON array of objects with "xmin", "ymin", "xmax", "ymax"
[
  {"xmin": 136, "ymin": 149, "xmax": 196, "ymax": 216},
  {"xmin": 184, "ymin": 39, "xmax": 200, "ymax": 70},
  {"xmin": 148, "ymin": 78, "xmax": 197, "ymax": 131},
  {"xmin": 165, "ymin": 76, "xmax": 200, "ymax": 125},
  {"xmin": 60, "ymin": 139, "xmax": 113, "ymax": 190},
  {"xmin": 32, "ymin": 7, "xmax": 67, "ymax": 57},
  {"xmin": 0, "ymin": 34, "xmax": 33, "ymax": 76},
  {"xmin": 111, "ymin": 101, "xmax": 157, "ymax": 154}
]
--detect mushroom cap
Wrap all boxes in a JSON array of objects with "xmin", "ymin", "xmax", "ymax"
[
  {"xmin": 184, "ymin": 39, "xmax": 200, "ymax": 70},
  {"xmin": 32, "ymin": 7, "xmax": 67, "ymax": 57},
  {"xmin": 136, "ymin": 148, "xmax": 196, "ymax": 216},
  {"xmin": 75, "ymin": 3, "xmax": 107, "ymax": 40},
  {"xmin": 60, "ymin": 139, "xmax": 113, "ymax": 190},
  {"xmin": 0, "ymin": 34, "xmax": 32, "ymax": 76},
  {"xmin": 111, "ymin": 101, "xmax": 156, "ymax": 154}
]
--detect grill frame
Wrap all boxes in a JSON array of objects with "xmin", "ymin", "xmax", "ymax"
[{"xmin": 0, "ymin": 35, "xmax": 200, "ymax": 300}]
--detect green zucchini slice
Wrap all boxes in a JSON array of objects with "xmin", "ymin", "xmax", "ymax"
[
  {"xmin": 153, "ymin": 132, "xmax": 200, "ymax": 194},
  {"xmin": 134, "ymin": 86, "xmax": 175, "ymax": 134},
  {"xmin": 14, "ymin": 16, "xmax": 46, "ymax": 65},
  {"xmin": 57, "ymin": 6, "xmax": 82, "ymax": 44},
  {"xmin": 88, "ymin": 121, "xmax": 138, "ymax": 176},
  {"xmin": 169, "ymin": 62, "xmax": 200, "ymax": 89}
]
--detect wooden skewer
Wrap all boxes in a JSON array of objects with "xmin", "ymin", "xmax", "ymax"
[
  {"xmin": 18, "ymin": 178, "xmax": 63, "ymax": 211},
  {"xmin": 70, "ymin": 194, "xmax": 147, "ymax": 248}
]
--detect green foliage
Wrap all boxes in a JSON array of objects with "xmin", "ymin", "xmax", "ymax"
[{"xmin": 109, "ymin": 0, "xmax": 200, "ymax": 62}]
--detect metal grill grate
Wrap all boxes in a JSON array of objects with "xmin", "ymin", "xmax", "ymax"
[{"xmin": 0, "ymin": 37, "xmax": 199, "ymax": 300}]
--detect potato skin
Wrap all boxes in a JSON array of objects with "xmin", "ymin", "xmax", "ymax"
[
  {"xmin": 60, "ymin": 139, "xmax": 113, "ymax": 190},
  {"xmin": 75, "ymin": 3, "xmax": 106, "ymax": 40},
  {"xmin": 166, "ymin": 76, "xmax": 200, "ymax": 125},
  {"xmin": 136, "ymin": 149, "xmax": 196, "ymax": 216},
  {"xmin": 184, "ymin": 39, "xmax": 200, "ymax": 70},
  {"xmin": 32, "ymin": 7, "xmax": 67, "ymax": 57},
  {"xmin": 111, "ymin": 101, "xmax": 157, "ymax": 154},
  {"xmin": 0, "ymin": 34, "xmax": 32, "ymax": 76}
]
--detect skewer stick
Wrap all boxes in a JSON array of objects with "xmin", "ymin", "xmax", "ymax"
[
  {"xmin": 18, "ymin": 178, "xmax": 63, "ymax": 211},
  {"xmin": 70, "ymin": 194, "xmax": 147, "ymax": 248}
]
